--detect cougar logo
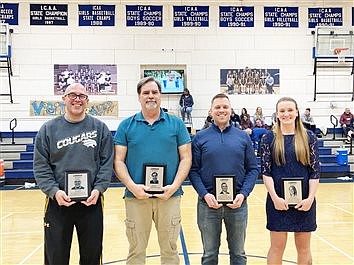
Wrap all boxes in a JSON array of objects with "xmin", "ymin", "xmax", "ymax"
[
  {"xmin": 57, "ymin": 130, "xmax": 97, "ymax": 149},
  {"xmin": 82, "ymin": 139, "xmax": 97, "ymax": 148}
]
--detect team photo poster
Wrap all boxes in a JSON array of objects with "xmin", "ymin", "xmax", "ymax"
[
  {"xmin": 54, "ymin": 64, "xmax": 117, "ymax": 95},
  {"xmin": 220, "ymin": 67, "xmax": 280, "ymax": 95}
]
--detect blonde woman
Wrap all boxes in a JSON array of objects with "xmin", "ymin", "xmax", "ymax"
[
  {"xmin": 260, "ymin": 97, "xmax": 320, "ymax": 265},
  {"xmin": 254, "ymin": 106, "xmax": 265, "ymax": 124}
]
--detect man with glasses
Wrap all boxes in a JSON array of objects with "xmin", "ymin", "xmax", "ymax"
[{"xmin": 34, "ymin": 82, "xmax": 114, "ymax": 265}]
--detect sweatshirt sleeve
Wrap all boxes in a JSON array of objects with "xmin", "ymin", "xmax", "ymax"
[
  {"xmin": 339, "ymin": 114, "xmax": 345, "ymax": 125},
  {"xmin": 33, "ymin": 125, "xmax": 60, "ymax": 199}
]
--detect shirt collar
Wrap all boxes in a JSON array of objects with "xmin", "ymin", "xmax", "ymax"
[{"xmin": 211, "ymin": 122, "xmax": 232, "ymax": 132}]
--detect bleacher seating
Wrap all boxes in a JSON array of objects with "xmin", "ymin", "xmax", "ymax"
[{"xmin": 0, "ymin": 131, "xmax": 353, "ymax": 185}]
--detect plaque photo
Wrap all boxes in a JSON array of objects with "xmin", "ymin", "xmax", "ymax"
[
  {"xmin": 144, "ymin": 164, "xmax": 166, "ymax": 194},
  {"xmin": 65, "ymin": 170, "xmax": 90, "ymax": 201},
  {"xmin": 214, "ymin": 175, "xmax": 235, "ymax": 204},
  {"xmin": 282, "ymin": 177, "xmax": 304, "ymax": 207}
]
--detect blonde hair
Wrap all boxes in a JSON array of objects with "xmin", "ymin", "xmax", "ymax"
[{"xmin": 273, "ymin": 97, "xmax": 310, "ymax": 166}]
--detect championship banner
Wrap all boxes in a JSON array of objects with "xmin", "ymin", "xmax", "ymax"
[
  {"xmin": 78, "ymin": 5, "xmax": 115, "ymax": 26},
  {"xmin": 173, "ymin": 6, "xmax": 209, "ymax": 27},
  {"xmin": 126, "ymin": 5, "xmax": 163, "ymax": 27},
  {"xmin": 219, "ymin": 6, "xmax": 254, "ymax": 28},
  {"xmin": 30, "ymin": 100, "xmax": 119, "ymax": 117},
  {"xmin": 0, "ymin": 3, "xmax": 18, "ymax": 25},
  {"xmin": 308, "ymin": 7, "xmax": 342, "ymax": 28},
  {"xmin": 264, "ymin": 6, "xmax": 298, "ymax": 28},
  {"xmin": 30, "ymin": 4, "xmax": 68, "ymax": 26}
]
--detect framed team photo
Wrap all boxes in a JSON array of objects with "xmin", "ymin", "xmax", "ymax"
[
  {"xmin": 144, "ymin": 164, "xmax": 166, "ymax": 194},
  {"xmin": 214, "ymin": 175, "xmax": 235, "ymax": 204},
  {"xmin": 65, "ymin": 170, "xmax": 91, "ymax": 201},
  {"xmin": 53, "ymin": 64, "xmax": 117, "ymax": 95},
  {"xmin": 281, "ymin": 177, "xmax": 304, "ymax": 207},
  {"xmin": 220, "ymin": 68, "xmax": 280, "ymax": 95}
]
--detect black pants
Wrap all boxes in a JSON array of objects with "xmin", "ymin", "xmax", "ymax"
[{"xmin": 44, "ymin": 197, "xmax": 103, "ymax": 265}]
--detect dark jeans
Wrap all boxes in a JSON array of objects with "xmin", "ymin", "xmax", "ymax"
[
  {"xmin": 197, "ymin": 198, "xmax": 248, "ymax": 265},
  {"xmin": 343, "ymin": 125, "xmax": 354, "ymax": 136}
]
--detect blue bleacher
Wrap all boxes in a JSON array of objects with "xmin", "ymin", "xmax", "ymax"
[
  {"xmin": 319, "ymin": 155, "xmax": 337, "ymax": 163},
  {"xmin": 326, "ymin": 127, "xmax": 345, "ymax": 135},
  {"xmin": 1, "ymin": 131, "xmax": 37, "ymax": 138},
  {"xmin": 11, "ymin": 160, "xmax": 33, "ymax": 169},
  {"xmin": 0, "ymin": 131, "xmax": 352, "ymax": 185},
  {"xmin": 4, "ymin": 169, "xmax": 34, "ymax": 179},
  {"xmin": 21, "ymin": 152, "xmax": 34, "ymax": 160},
  {"xmin": 319, "ymin": 147, "xmax": 332, "ymax": 155}
]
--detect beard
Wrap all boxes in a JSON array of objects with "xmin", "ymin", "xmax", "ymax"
[
  {"xmin": 69, "ymin": 105, "xmax": 84, "ymax": 115},
  {"xmin": 145, "ymin": 101, "xmax": 158, "ymax": 110}
]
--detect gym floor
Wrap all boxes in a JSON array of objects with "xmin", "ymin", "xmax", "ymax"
[{"xmin": 1, "ymin": 182, "xmax": 353, "ymax": 264}]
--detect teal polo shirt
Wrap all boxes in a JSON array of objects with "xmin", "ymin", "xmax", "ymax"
[{"xmin": 114, "ymin": 109, "xmax": 191, "ymax": 198}]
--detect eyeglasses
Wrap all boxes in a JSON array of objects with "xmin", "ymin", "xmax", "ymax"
[{"xmin": 65, "ymin": 93, "xmax": 88, "ymax": 100}]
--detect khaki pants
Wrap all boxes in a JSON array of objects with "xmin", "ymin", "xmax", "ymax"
[{"xmin": 124, "ymin": 196, "xmax": 181, "ymax": 265}]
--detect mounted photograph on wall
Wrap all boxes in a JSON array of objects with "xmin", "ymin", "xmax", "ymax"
[
  {"xmin": 54, "ymin": 64, "xmax": 117, "ymax": 95},
  {"xmin": 220, "ymin": 67, "xmax": 280, "ymax": 95},
  {"xmin": 141, "ymin": 64, "xmax": 186, "ymax": 94}
]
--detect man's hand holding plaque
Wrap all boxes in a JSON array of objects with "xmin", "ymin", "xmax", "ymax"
[
  {"xmin": 65, "ymin": 170, "xmax": 91, "ymax": 201},
  {"xmin": 144, "ymin": 164, "xmax": 166, "ymax": 194}
]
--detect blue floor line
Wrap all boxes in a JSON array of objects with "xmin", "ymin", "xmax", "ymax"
[{"xmin": 179, "ymin": 226, "xmax": 190, "ymax": 265}]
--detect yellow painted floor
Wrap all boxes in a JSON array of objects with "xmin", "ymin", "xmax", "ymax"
[{"xmin": 1, "ymin": 182, "xmax": 353, "ymax": 264}]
